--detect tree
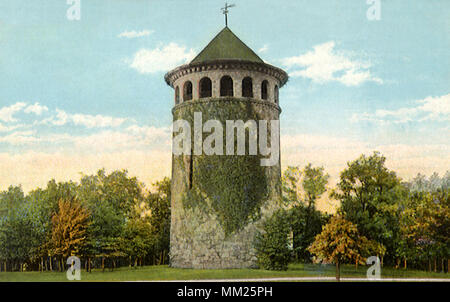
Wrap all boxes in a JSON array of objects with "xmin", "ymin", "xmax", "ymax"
[
  {"xmin": 144, "ymin": 177, "xmax": 171, "ymax": 265},
  {"xmin": 0, "ymin": 185, "xmax": 26, "ymax": 216},
  {"xmin": 332, "ymin": 152, "xmax": 406, "ymax": 264},
  {"xmin": 403, "ymin": 190, "xmax": 449, "ymax": 272},
  {"xmin": 282, "ymin": 165, "xmax": 329, "ymax": 261},
  {"xmin": 78, "ymin": 169, "xmax": 145, "ymax": 270},
  {"xmin": 120, "ymin": 218, "xmax": 152, "ymax": 268},
  {"xmin": 49, "ymin": 199, "xmax": 90, "ymax": 271},
  {"xmin": 254, "ymin": 209, "xmax": 291, "ymax": 270},
  {"xmin": 308, "ymin": 216, "xmax": 375, "ymax": 281}
]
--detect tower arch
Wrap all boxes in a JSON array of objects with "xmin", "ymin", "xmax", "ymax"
[
  {"xmin": 199, "ymin": 77, "xmax": 212, "ymax": 98},
  {"xmin": 183, "ymin": 81, "xmax": 193, "ymax": 101},
  {"xmin": 242, "ymin": 77, "xmax": 253, "ymax": 98},
  {"xmin": 220, "ymin": 75, "xmax": 234, "ymax": 97}
]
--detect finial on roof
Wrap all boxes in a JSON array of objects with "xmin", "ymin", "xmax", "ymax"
[{"xmin": 221, "ymin": 2, "xmax": 236, "ymax": 27}]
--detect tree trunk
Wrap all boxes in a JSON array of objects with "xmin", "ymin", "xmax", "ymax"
[
  {"xmin": 434, "ymin": 257, "xmax": 437, "ymax": 273},
  {"xmin": 336, "ymin": 261, "xmax": 341, "ymax": 282},
  {"xmin": 49, "ymin": 257, "xmax": 53, "ymax": 271},
  {"xmin": 404, "ymin": 258, "xmax": 407, "ymax": 269},
  {"xmin": 428, "ymin": 259, "xmax": 431, "ymax": 272},
  {"xmin": 102, "ymin": 257, "xmax": 105, "ymax": 272}
]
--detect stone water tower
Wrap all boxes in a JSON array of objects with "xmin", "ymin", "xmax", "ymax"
[{"xmin": 165, "ymin": 26, "xmax": 288, "ymax": 269}]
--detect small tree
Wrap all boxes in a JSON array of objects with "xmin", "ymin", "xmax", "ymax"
[
  {"xmin": 308, "ymin": 216, "xmax": 374, "ymax": 281},
  {"xmin": 49, "ymin": 199, "xmax": 90, "ymax": 271},
  {"xmin": 254, "ymin": 209, "xmax": 291, "ymax": 271}
]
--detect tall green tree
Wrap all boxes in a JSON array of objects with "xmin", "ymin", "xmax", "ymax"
[
  {"xmin": 332, "ymin": 152, "xmax": 406, "ymax": 264},
  {"xmin": 78, "ymin": 169, "xmax": 145, "ymax": 269},
  {"xmin": 144, "ymin": 177, "xmax": 171, "ymax": 265},
  {"xmin": 282, "ymin": 165, "xmax": 329, "ymax": 261}
]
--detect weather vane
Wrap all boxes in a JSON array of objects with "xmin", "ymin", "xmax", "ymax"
[{"xmin": 221, "ymin": 2, "xmax": 236, "ymax": 27}]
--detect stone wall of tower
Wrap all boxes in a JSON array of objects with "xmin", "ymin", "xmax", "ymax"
[
  {"xmin": 170, "ymin": 97, "xmax": 282, "ymax": 269},
  {"xmin": 166, "ymin": 60, "xmax": 287, "ymax": 269}
]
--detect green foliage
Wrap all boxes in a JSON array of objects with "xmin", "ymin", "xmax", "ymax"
[
  {"xmin": 175, "ymin": 100, "xmax": 274, "ymax": 236},
  {"xmin": 332, "ymin": 151, "xmax": 406, "ymax": 262},
  {"xmin": 145, "ymin": 177, "xmax": 171, "ymax": 263},
  {"xmin": 0, "ymin": 169, "xmax": 171, "ymax": 271},
  {"xmin": 255, "ymin": 209, "xmax": 291, "ymax": 271},
  {"xmin": 282, "ymin": 164, "xmax": 330, "ymax": 262},
  {"xmin": 0, "ymin": 203, "xmax": 43, "ymax": 266},
  {"xmin": 120, "ymin": 219, "xmax": 152, "ymax": 262},
  {"xmin": 193, "ymin": 154, "xmax": 268, "ymax": 235},
  {"xmin": 398, "ymin": 189, "xmax": 449, "ymax": 266},
  {"xmin": 0, "ymin": 185, "xmax": 26, "ymax": 216},
  {"xmin": 289, "ymin": 204, "xmax": 329, "ymax": 262}
]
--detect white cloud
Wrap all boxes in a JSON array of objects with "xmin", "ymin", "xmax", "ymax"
[
  {"xmin": 0, "ymin": 102, "xmax": 26, "ymax": 122},
  {"xmin": 129, "ymin": 43, "xmax": 196, "ymax": 74},
  {"xmin": 42, "ymin": 109, "xmax": 127, "ymax": 128},
  {"xmin": 258, "ymin": 44, "xmax": 269, "ymax": 53},
  {"xmin": 281, "ymin": 41, "xmax": 382, "ymax": 86},
  {"xmin": 118, "ymin": 30, "xmax": 154, "ymax": 38},
  {"xmin": 351, "ymin": 93, "xmax": 450, "ymax": 124},
  {"xmin": 24, "ymin": 102, "xmax": 48, "ymax": 115},
  {"xmin": 0, "ymin": 130, "xmax": 38, "ymax": 145},
  {"xmin": 71, "ymin": 113, "xmax": 127, "ymax": 128},
  {"xmin": 0, "ymin": 123, "xmax": 22, "ymax": 132}
]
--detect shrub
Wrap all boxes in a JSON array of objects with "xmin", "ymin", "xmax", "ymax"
[{"xmin": 254, "ymin": 209, "xmax": 291, "ymax": 270}]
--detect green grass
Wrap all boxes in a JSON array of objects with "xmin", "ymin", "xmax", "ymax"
[{"xmin": 0, "ymin": 263, "xmax": 448, "ymax": 282}]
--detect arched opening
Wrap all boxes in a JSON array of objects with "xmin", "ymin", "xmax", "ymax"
[
  {"xmin": 175, "ymin": 86, "xmax": 180, "ymax": 104},
  {"xmin": 261, "ymin": 80, "xmax": 269, "ymax": 100},
  {"xmin": 183, "ymin": 81, "xmax": 193, "ymax": 101},
  {"xmin": 199, "ymin": 77, "xmax": 212, "ymax": 98},
  {"xmin": 274, "ymin": 85, "xmax": 279, "ymax": 104},
  {"xmin": 220, "ymin": 76, "xmax": 234, "ymax": 97},
  {"xmin": 242, "ymin": 77, "xmax": 253, "ymax": 98}
]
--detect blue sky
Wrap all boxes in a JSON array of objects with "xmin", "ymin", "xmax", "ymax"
[{"xmin": 0, "ymin": 0, "xmax": 449, "ymax": 206}]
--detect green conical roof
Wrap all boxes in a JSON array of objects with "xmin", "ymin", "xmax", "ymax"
[{"xmin": 190, "ymin": 27, "xmax": 264, "ymax": 64}]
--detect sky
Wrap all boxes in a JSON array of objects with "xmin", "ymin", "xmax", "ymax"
[{"xmin": 0, "ymin": 0, "xmax": 449, "ymax": 211}]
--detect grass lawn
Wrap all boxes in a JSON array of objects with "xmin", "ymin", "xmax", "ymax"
[{"xmin": 0, "ymin": 263, "xmax": 448, "ymax": 282}]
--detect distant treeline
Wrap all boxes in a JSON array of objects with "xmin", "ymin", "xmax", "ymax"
[{"xmin": 0, "ymin": 169, "xmax": 170, "ymax": 272}]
